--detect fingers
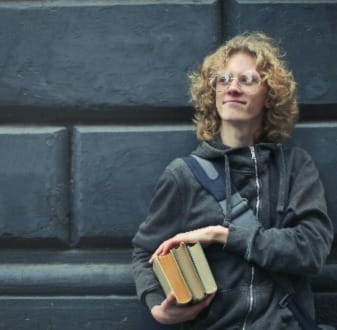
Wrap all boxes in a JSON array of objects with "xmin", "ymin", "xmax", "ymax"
[
  {"xmin": 160, "ymin": 238, "xmax": 180, "ymax": 255},
  {"xmin": 205, "ymin": 291, "xmax": 217, "ymax": 305},
  {"xmin": 162, "ymin": 291, "xmax": 176, "ymax": 309},
  {"xmin": 149, "ymin": 237, "xmax": 181, "ymax": 264},
  {"xmin": 176, "ymin": 293, "xmax": 215, "ymax": 321},
  {"xmin": 149, "ymin": 243, "xmax": 165, "ymax": 264},
  {"xmin": 185, "ymin": 292, "xmax": 216, "ymax": 315},
  {"xmin": 152, "ymin": 291, "xmax": 217, "ymax": 324},
  {"xmin": 148, "ymin": 229, "xmax": 206, "ymax": 264}
]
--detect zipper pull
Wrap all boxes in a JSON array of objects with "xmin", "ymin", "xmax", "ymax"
[{"xmin": 250, "ymin": 146, "xmax": 256, "ymax": 160}]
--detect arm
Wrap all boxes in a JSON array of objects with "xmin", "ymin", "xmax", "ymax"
[
  {"xmin": 224, "ymin": 149, "xmax": 333, "ymax": 275},
  {"xmin": 149, "ymin": 225, "xmax": 228, "ymax": 262},
  {"xmin": 132, "ymin": 167, "xmax": 185, "ymax": 309},
  {"xmin": 150, "ymin": 149, "xmax": 333, "ymax": 277},
  {"xmin": 132, "ymin": 163, "xmax": 217, "ymax": 324}
]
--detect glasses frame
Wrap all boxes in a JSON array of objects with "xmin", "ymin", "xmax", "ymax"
[{"xmin": 209, "ymin": 70, "xmax": 262, "ymax": 94}]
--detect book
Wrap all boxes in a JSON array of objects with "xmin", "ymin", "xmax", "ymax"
[{"xmin": 152, "ymin": 242, "xmax": 217, "ymax": 305}]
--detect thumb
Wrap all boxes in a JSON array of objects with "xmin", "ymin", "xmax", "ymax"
[{"xmin": 162, "ymin": 292, "xmax": 176, "ymax": 309}]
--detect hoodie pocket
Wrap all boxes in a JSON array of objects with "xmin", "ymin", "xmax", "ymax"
[
  {"xmin": 277, "ymin": 306, "xmax": 301, "ymax": 330},
  {"xmin": 249, "ymin": 288, "xmax": 302, "ymax": 330},
  {"xmin": 188, "ymin": 288, "xmax": 249, "ymax": 330}
]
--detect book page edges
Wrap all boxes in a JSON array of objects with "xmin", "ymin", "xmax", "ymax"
[
  {"xmin": 172, "ymin": 243, "xmax": 206, "ymax": 302},
  {"xmin": 188, "ymin": 242, "xmax": 217, "ymax": 294},
  {"xmin": 153, "ymin": 255, "xmax": 192, "ymax": 305}
]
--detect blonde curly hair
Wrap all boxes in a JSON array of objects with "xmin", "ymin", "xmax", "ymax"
[{"xmin": 189, "ymin": 32, "xmax": 298, "ymax": 143}]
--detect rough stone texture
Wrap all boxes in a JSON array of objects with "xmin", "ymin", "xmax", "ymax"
[
  {"xmin": 0, "ymin": 296, "xmax": 179, "ymax": 330},
  {"xmin": 71, "ymin": 124, "xmax": 337, "ymax": 248},
  {"xmin": 0, "ymin": 294, "xmax": 334, "ymax": 329},
  {"xmin": 0, "ymin": 263, "xmax": 134, "ymax": 295},
  {"xmin": 0, "ymin": 1, "xmax": 335, "ymax": 329},
  {"xmin": 0, "ymin": 127, "xmax": 69, "ymax": 247},
  {"xmin": 71, "ymin": 126, "xmax": 197, "ymax": 247},
  {"xmin": 0, "ymin": 1, "xmax": 221, "ymax": 115}
]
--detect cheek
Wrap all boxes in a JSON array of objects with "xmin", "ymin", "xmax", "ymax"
[
  {"xmin": 215, "ymin": 94, "xmax": 223, "ymax": 110},
  {"xmin": 252, "ymin": 97, "xmax": 265, "ymax": 109},
  {"xmin": 251, "ymin": 92, "xmax": 268, "ymax": 112}
]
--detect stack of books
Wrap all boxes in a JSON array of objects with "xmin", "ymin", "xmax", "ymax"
[{"xmin": 152, "ymin": 242, "xmax": 217, "ymax": 305}]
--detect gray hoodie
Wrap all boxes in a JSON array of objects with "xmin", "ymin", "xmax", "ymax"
[{"xmin": 132, "ymin": 139, "xmax": 333, "ymax": 330}]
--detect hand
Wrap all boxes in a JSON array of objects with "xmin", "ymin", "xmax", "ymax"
[
  {"xmin": 149, "ymin": 225, "xmax": 228, "ymax": 263},
  {"xmin": 151, "ymin": 291, "xmax": 216, "ymax": 325}
]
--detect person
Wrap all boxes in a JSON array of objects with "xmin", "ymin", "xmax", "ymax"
[{"xmin": 131, "ymin": 32, "xmax": 333, "ymax": 329}]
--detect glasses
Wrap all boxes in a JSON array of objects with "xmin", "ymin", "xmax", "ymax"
[{"xmin": 209, "ymin": 70, "xmax": 262, "ymax": 94}]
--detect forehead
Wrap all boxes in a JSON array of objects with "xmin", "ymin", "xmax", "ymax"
[{"xmin": 217, "ymin": 52, "xmax": 257, "ymax": 73}]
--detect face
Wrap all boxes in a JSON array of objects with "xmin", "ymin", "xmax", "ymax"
[{"xmin": 215, "ymin": 52, "xmax": 270, "ymax": 129}]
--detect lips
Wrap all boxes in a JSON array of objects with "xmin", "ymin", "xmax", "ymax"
[{"xmin": 222, "ymin": 100, "xmax": 246, "ymax": 104}]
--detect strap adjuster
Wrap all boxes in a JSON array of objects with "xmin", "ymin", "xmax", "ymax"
[{"xmin": 279, "ymin": 293, "xmax": 292, "ymax": 308}]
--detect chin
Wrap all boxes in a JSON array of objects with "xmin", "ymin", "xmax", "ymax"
[
  {"xmin": 218, "ymin": 110, "xmax": 259, "ymax": 122},
  {"xmin": 219, "ymin": 114, "xmax": 250, "ymax": 122}
]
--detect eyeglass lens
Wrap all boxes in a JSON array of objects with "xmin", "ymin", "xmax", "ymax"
[{"xmin": 211, "ymin": 70, "xmax": 261, "ymax": 92}]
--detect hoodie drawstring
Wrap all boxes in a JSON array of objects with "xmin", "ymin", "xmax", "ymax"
[
  {"xmin": 276, "ymin": 144, "xmax": 287, "ymax": 219},
  {"xmin": 224, "ymin": 154, "xmax": 232, "ymax": 223}
]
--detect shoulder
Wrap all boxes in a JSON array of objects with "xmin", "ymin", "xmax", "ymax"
[
  {"xmin": 159, "ymin": 156, "xmax": 198, "ymax": 191},
  {"xmin": 165, "ymin": 157, "xmax": 194, "ymax": 177},
  {"xmin": 281, "ymin": 144, "xmax": 315, "ymax": 166},
  {"xmin": 280, "ymin": 144, "xmax": 320, "ymax": 182}
]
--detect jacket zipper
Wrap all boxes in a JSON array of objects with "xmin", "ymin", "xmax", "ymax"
[
  {"xmin": 250, "ymin": 146, "xmax": 260, "ymax": 218},
  {"xmin": 242, "ymin": 146, "xmax": 260, "ymax": 330},
  {"xmin": 242, "ymin": 266, "xmax": 255, "ymax": 330}
]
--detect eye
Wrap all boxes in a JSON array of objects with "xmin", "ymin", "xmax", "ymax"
[
  {"xmin": 239, "ymin": 73, "xmax": 253, "ymax": 85},
  {"xmin": 217, "ymin": 72, "xmax": 231, "ymax": 85},
  {"xmin": 239, "ymin": 71, "xmax": 260, "ymax": 86}
]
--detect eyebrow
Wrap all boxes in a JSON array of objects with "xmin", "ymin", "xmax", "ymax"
[{"xmin": 217, "ymin": 70, "xmax": 258, "ymax": 74}]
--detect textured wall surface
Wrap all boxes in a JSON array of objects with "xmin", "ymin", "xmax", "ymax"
[{"xmin": 0, "ymin": 0, "xmax": 336, "ymax": 329}]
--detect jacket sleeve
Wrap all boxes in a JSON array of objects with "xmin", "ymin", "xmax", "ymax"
[
  {"xmin": 224, "ymin": 148, "xmax": 334, "ymax": 275},
  {"xmin": 131, "ymin": 165, "xmax": 186, "ymax": 309}
]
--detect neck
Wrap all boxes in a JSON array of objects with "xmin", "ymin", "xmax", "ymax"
[{"xmin": 219, "ymin": 121, "xmax": 261, "ymax": 148}]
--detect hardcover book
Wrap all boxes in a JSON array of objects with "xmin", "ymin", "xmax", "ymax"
[{"xmin": 152, "ymin": 242, "xmax": 217, "ymax": 305}]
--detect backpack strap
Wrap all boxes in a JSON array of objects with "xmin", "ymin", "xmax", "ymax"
[
  {"xmin": 183, "ymin": 154, "xmax": 259, "ymax": 229},
  {"xmin": 182, "ymin": 154, "xmax": 227, "ymax": 201}
]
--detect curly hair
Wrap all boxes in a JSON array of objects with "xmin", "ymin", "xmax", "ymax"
[{"xmin": 189, "ymin": 32, "xmax": 298, "ymax": 143}]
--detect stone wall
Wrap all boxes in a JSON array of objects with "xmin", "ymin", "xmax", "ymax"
[{"xmin": 0, "ymin": 1, "xmax": 336, "ymax": 328}]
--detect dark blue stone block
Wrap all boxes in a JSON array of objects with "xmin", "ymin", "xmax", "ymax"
[
  {"xmin": 0, "ymin": 249, "xmax": 136, "ymax": 295},
  {"xmin": 286, "ymin": 123, "xmax": 337, "ymax": 233},
  {"xmin": 0, "ymin": 2, "xmax": 220, "ymax": 112},
  {"xmin": 0, "ymin": 296, "xmax": 179, "ymax": 330},
  {"xmin": 0, "ymin": 127, "xmax": 69, "ymax": 246},
  {"xmin": 72, "ymin": 126, "xmax": 198, "ymax": 247},
  {"xmin": 0, "ymin": 263, "xmax": 134, "ymax": 295},
  {"xmin": 72, "ymin": 123, "xmax": 336, "ymax": 246},
  {"xmin": 0, "ymin": 294, "xmax": 333, "ymax": 330}
]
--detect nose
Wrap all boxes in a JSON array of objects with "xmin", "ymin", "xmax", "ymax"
[{"xmin": 226, "ymin": 78, "xmax": 241, "ymax": 93}]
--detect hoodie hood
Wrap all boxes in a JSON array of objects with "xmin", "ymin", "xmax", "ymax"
[
  {"xmin": 192, "ymin": 138, "xmax": 280, "ymax": 171},
  {"xmin": 192, "ymin": 137, "xmax": 287, "ymax": 224}
]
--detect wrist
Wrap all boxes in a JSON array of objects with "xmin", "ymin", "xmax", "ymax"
[
  {"xmin": 212, "ymin": 225, "xmax": 228, "ymax": 244},
  {"xmin": 151, "ymin": 305, "xmax": 165, "ymax": 324}
]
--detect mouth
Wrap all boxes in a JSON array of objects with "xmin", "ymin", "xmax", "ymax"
[{"xmin": 222, "ymin": 100, "xmax": 246, "ymax": 105}]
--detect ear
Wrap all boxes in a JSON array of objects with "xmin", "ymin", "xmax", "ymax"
[{"xmin": 264, "ymin": 97, "xmax": 272, "ymax": 109}]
